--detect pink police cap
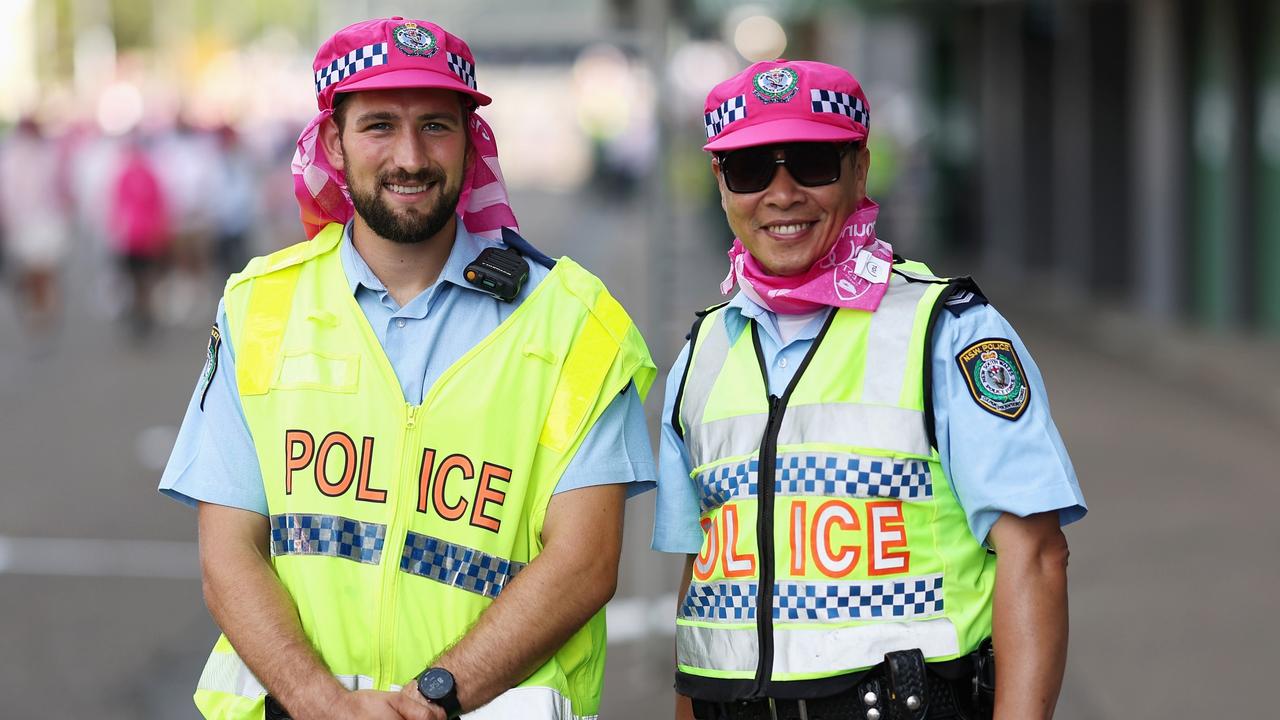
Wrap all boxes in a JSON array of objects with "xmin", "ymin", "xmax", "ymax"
[
  {"xmin": 702, "ymin": 59, "xmax": 870, "ymax": 152},
  {"xmin": 311, "ymin": 17, "xmax": 491, "ymax": 111}
]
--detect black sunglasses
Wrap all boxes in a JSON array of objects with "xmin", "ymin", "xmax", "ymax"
[{"xmin": 716, "ymin": 142, "xmax": 856, "ymax": 194}]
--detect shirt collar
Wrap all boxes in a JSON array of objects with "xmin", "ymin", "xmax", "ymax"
[
  {"xmin": 339, "ymin": 220, "xmax": 501, "ymax": 299},
  {"xmin": 721, "ymin": 291, "xmax": 768, "ymax": 340},
  {"xmin": 720, "ymin": 290, "xmax": 829, "ymax": 348}
]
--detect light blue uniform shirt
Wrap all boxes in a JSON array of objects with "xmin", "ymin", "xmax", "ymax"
[
  {"xmin": 651, "ymin": 291, "xmax": 1086, "ymax": 553},
  {"xmin": 160, "ymin": 223, "xmax": 655, "ymax": 514}
]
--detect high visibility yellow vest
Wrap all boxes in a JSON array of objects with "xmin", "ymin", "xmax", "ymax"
[
  {"xmin": 673, "ymin": 261, "xmax": 994, "ymax": 701},
  {"xmin": 194, "ymin": 223, "xmax": 655, "ymax": 719}
]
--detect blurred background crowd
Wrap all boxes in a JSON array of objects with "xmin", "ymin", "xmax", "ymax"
[
  {"xmin": 0, "ymin": 1, "xmax": 1277, "ymax": 718},
  {"xmin": 3, "ymin": 0, "xmax": 1280, "ymax": 347}
]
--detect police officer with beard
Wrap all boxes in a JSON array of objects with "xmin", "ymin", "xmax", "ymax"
[{"xmin": 161, "ymin": 17, "xmax": 656, "ymax": 720}]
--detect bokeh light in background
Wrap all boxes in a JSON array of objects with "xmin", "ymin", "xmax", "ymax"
[
  {"xmin": 0, "ymin": 0, "xmax": 39, "ymax": 117},
  {"xmin": 96, "ymin": 81, "xmax": 144, "ymax": 135},
  {"xmin": 731, "ymin": 12, "xmax": 787, "ymax": 62},
  {"xmin": 667, "ymin": 40, "xmax": 738, "ymax": 109}
]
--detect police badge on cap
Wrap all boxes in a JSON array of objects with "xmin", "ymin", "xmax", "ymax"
[
  {"xmin": 393, "ymin": 22, "xmax": 438, "ymax": 57},
  {"xmin": 752, "ymin": 67, "xmax": 799, "ymax": 103}
]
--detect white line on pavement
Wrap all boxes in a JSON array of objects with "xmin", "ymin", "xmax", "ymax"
[{"xmin": 0, "ymin": 535, "xmax": 200, "ymax": 579}]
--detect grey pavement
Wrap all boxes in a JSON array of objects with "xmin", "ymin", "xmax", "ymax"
[{"xmin": 0, "ymin": 186, "xmax": 1274, "ymax": 718}]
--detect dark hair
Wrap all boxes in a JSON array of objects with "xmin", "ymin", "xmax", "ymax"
[{"xmin": 332, "ymin": 93, "xmax": 352, "ymax": 132}]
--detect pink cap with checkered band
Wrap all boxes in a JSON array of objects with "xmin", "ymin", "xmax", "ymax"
[
  {"xmin": 702, "ymin": 59, "xmax": 870, "ymax": 152},
  {"xmin": 311, "ymin": 16, "xmax": 490, "ymax": 111}
]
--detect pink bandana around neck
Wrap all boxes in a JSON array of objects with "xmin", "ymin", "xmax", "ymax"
[
  {"xmin": 721, "ymin": 198, "xmax": 894, "ymax": 315},
  {"xmin": 291, "ymin": 110, "xmax": 518, "ymax": 241}
]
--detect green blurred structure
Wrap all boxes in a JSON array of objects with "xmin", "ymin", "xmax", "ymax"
[{"xmin": 870, "ymin": 0, "xmax": 1280, "ymax": 335}]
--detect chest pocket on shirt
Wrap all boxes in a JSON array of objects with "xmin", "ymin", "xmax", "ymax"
[{"xmin": 274, "ymin": 350, "xmax": 360, "ymax": 393}]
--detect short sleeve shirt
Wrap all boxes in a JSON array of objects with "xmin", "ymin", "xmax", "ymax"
[
  {"xmin": 159, "ymin": 223, "xmax": 655, "ymax": 514},
  {"xmin": 651, "ymin": 291, "xmax": 1086, "ymax": 553}
]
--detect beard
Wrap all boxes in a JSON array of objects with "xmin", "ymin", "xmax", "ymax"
[{"xmin": 349, "ymin": 166, "xmax": 464, "ymax": 245}]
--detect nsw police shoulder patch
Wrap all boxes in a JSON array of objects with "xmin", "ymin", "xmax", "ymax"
[
  {"xmin": 198, "ymin": 323, "xmax": 221, "ymax": 411},
  {"xmin": 955, "ymin": 337, "xmax": 1029, "ymax": 420}
]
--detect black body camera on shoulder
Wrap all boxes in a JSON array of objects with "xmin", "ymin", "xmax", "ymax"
[{"xmin": 464, "ymin": 246, "xmax": 529, "ymax": 303}]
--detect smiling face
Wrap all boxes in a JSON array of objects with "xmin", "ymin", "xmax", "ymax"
[
  {"xmin": 321, "ymin": 86, "xmax": 470, "ymax": 245},
  {"xmin": 713, "ymin": 143, "xmax": 869, "ymax": 277}
]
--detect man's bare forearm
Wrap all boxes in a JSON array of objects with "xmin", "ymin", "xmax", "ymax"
[
  {"xmin": 421, "ymin": 484, "xmax": 626, "ymax": 712},
  {"xmin": 197, "ymin": 502, "xmax": 354, "ymax": 720},
  {"xmin": 988, "ymin": 511, "xmax": 1070, "ymax": 720}
]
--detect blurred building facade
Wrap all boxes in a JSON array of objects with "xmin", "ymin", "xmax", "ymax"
[{"xmin": 829, "ymin": 0, "xmax": 1280, "ymax": 336}]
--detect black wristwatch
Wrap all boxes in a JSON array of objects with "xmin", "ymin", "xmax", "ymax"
[{"xmin": 416, "ymin": 667, "xmax": 462, "ymax": 718}]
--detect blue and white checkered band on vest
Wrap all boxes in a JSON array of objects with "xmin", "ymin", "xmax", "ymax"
[
  {"xmin": 446, "ymin": 52, "xmax": 477, "ymax": 90},
  {"xmin": 400, "ymin": 532, "xmax": 526, "ymax": 599},
  {"xmin": 695, "ymin": 452, "xmax": 933, "ymax": 514},
  {"xmin": 705, "ymin": 94, "xmax": 748, "ymax": 139},
  {"xmin": 681, "ymin": 575, "xmax": 945, "ymax": 623},
  {"xmin": 810, "ymin": 88, "xmax": 870, "ymax": 128},
  {"xmin": 315, "ymin": 42, "xmax": 390, "ymax": 95},
  {"xmin": 271, "ymin": 513, "xmax": 388, "ymax": 564}
]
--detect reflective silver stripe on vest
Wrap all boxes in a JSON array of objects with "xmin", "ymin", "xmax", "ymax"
[
  {"xmin": 779, "ymin": 403, "xmax": 932, "ymax": 457},
  {"xmin": 196, "ymin": 649, "xmax": 268, "ymax": 698},
  {"xmin": 681, "ymin": 282, "xmax": 937, "ymax": 466},
  {"xmin": 196, "ymin": 653, "xmax": 590, "ymax": 718},
  {"xmin": 462, "ymin": 686, "xmax": 598, "ymax": 719},
  {"xmin": 677, "ymin": 620, "xmax": 761, "ymax": 674},
  {"xmin": 697, "ymin": 451, "xmax": 932, "ymax": 513},
  {"xmin": 679, "ymin": 312, "xmax": 734, "ymax": 438},
  {"xmin": 270, "ymin": 514, "xmax": 387, "ymax": 564},
  {"xmin": 678, "ymin": 617, "xmax": 959, "ymax": 675},
  {"xmin": 196, "ymin": 650, "xmax": 374, "ymax": 697},
  {"xmin": 775, "ymin": 617, "xmax": 959, "ymax": 673},
  {"xmin": 682, "ymin": 574, "xmax": 943, "ymax": 624},
  {"xmin": 690, "ymin": 403, "xmax": 932, "ymax": 466},
  {"xmin": 860, "ymin": 275, "xmax": 932, "ymax": 406},
  {"xmin": 400, "ymin": 532, "xmax": 526, "ymax": 599}
]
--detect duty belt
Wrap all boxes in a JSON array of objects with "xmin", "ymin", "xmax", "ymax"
[{"xmin": 692, "ymin": 643, "xmax": 994, "ymax": 720}]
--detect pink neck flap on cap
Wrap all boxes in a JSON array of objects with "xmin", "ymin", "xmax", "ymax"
[{"xmin": 292, "ymin": 17, "xmax": 515, "ymax": 240}]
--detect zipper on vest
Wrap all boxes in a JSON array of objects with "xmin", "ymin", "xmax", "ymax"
[
  {"xmin": 752, "ymin": 393, "xmax": 784, "ymax": 696},
  {"xmin": 746, "ymin": 311, "xmax": 836, "ymax": 696},
  {"xmin": 375, "ymin": 401, "xmax": 421, "ymax": 688}
]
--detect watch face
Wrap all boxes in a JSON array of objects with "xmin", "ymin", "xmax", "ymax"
[{"xmin": 419, "ymin": 668, "xmax": 455, "ymax": 699}]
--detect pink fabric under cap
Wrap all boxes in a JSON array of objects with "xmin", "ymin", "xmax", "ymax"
[
  {"xmin": 703, "ymin": 59, "xmax": 870, "ymax": 152},
  {"xmin": 292, "ymin": 17, "xmax": 517, "ymax": 240}
]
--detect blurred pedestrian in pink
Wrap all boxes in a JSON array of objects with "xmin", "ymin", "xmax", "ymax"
[
  {"xmin": 110, "ymin": 136, "xmax": 170, "ymax": 337},
  {"xmin": 0, "ymin": 117, "xmax": 72, "ymax": 337}
]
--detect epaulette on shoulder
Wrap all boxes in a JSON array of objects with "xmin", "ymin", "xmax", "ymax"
[
  {"xmin": 942, "ymin": 276, "xmax": 989, "ymax": 317},
  {"xmin": 501, "ymin": 227, "xmax": 556, "ymax": 270}
]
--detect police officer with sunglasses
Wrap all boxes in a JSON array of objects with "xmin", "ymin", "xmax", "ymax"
[{"xmin": 652, "ymin": 60, "xmax": 1086, "ymax": 720}]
